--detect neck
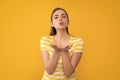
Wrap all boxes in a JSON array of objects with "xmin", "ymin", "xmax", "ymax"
[{"xmin": 55, "ymin": 29, "xmax": 69, "ymax": 40}]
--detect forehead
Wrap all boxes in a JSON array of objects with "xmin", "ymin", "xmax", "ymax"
[{"xmin": 53, "ymin": 10, "xmax": 66, "ymax": 16}]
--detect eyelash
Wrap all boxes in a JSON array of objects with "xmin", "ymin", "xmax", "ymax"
[
  {"xmin": 62, "ymin": 16, "xmax": 66, "ymax": 18},
  {"xmin": 54, "ymin": 17, "xmax": 58, "ymax": 19},
  {"xmin": 54, "ymin": 16, "xmax": 66, "ymax": 19}
]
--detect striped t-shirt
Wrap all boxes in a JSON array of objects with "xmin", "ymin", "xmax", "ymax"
[{"xmin": 40, "ymin": 35, "xmax": 84, "ymax": 80}]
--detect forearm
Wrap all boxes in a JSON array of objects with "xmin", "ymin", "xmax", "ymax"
[
  {"xmin": 45, "ymin": 53, "xmax": 60, "ymax": 75},
  {"xmin": 62, "ymin": 52, "xmax": 75, "ymax": 77}
]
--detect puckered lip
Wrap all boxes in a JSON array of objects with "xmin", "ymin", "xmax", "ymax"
[{"xmin": 59, "ymin": 21, "xmax": 64, "ymax": 25}]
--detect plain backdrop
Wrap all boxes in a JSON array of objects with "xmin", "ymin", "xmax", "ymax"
[{"xmin": 0, "ymin": 0, "xmax": 120, "ymax": 80}]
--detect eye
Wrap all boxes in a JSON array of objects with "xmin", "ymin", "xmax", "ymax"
[
  {"xmin": 54, "ymin": 17, "xmax": 58, "ymax": 19},
  {"xmin": 62, "ymin": 15, "xmax": 66, "ymax": 18}
]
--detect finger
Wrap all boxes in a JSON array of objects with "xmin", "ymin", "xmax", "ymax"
[
  {"xmin": 57, "ymin": 48, "xmax": 61, "ymax": 51},
  {"xmin": 64, "ymin": 46, "xmax": 71, "ymax": 50},
  {"xmin": 65, "ymin": 45, "xmax": 69, "ymax": 48},
  {"xmin": 52, "ymin": 45, "xmax": 57, "ymax": 49},
  {"xmin": 63, "ymin": 47, "xmax": 69, "ymax": 51},
  {"xmin": 69, "ymin": 44, "xmax": 73, "ymax": 48},
  {"xmin": 50, "ymin": 44, "xmax": 56, "ymax": 47}
]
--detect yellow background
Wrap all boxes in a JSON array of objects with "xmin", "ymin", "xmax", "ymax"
[{"xmin": 0, "ymin": 0, "xmax": 120, "ymax": 80}]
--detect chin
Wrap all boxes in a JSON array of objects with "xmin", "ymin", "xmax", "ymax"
[{"xmin": 57, "ymin": 26, "xmax": 66, "ymax": 30}]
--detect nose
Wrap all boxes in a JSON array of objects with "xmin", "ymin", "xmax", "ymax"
[{"xmin": 59, "ymin": 17, "xmax": 62, "ymax": 21}]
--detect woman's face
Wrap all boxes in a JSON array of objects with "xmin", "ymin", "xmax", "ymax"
[{"xmin": 52, "ymin": 10, "xmax": 69, "ymax": 30}]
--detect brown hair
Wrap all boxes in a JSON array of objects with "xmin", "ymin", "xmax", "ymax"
[{"xmin": 50, "ymin": 7, "xmax": 70, "ymax": 36}]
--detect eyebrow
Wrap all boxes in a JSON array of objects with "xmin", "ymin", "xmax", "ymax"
[{"xmin": 53, "ymin": 14, "xmax": 66, "ymax": 17}]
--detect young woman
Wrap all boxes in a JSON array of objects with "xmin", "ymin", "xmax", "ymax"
[{"xmin": 40, "ymin": 7, "xmax": 84, "ymax": 80}]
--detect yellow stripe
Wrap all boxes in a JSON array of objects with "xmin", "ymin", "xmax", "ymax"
[
  {"xmin": 45, "ymin": 38, "xmax": 53, "ymax": 44},
  {"xmin": 74, "ymin": 48, "xmax": 83, "ymax": 51},
  {"xmin": 55, "ymin": 69, "xmax": 63, "ymax": 72},
  {"xmin": 58, "ymin": 61, "xmax": 62, "ymax": 64},
  {"xmin": 44, "ymin": 72, "xmax": 76, "ymax": 80},
  {"xmin": 44, "ymin": 72, "xmax": 65, "ymax": 79},
  {"xmin": 41, "ymin": 36, "xmax": 81, "ymax": 80},
  {"xmin": 44, "ymin": 73, "xmax": 55, "ymax": 80},
  {"xmin": 56, "ymin": 65, "xmax": 62, "ymax": 69},
  {"xmin": 41, "ymin": 36, "xmax": 53, "ymax": 44},
  {"xmin": 41, "ymin": 42, "xmax": 48, "ymax": 46},
  {"xmin": 47, "ymin": 48, "xmax": 53, "ymax": 52}
]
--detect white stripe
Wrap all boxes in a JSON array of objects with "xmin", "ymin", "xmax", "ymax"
[
  {"xmin": 48, "ymin": 75, "xmax": 66, "ymax": 79},
  {"xmin": 45, "ymin": 71, "xmax": 76, "ymax": 79},
  {"xmin": 45, "ymin": 71, "xmax": 66, "ymax": 79},
  {"xmin": 53, "ymin": 71, "xmax": 64, "ymax": 74},
  {"xmin": 71, "ymin": 39, "xmax": 81, "ymax": 43},
  {"xmin": 41, "ymin": 45, "xmax": 47, "ymax": 47},
  {"xmin": 74, "ymin": 50, "xmax": 83, "ymax": 52},
  {"xmin": 69, "ymin": 45, "xmax": 83, "ymax": 51},
  {"xmin": 45, "ymin": 37, "xmax": 53, "ymax": 42},
  {"xmin": 42, "ymin": 74, "xmax": 50, "ymax": 80},
  {"xmin": 57, "ymin": 64, "xmax": 62, "ymax": 67},
  {"xmin": 69, "ymin": 47, "xmax": 75, "ymax": 51},
  {"xmin": 70, "ymin": 77, "xmax": 76, "ymax": 80},
  {"xmin": 58, "ymin": 59, "xmax": 62, "ymax": 63},
  {"xmin": 40, "ymin": 39, "xmax": 46, "ymax": 43},
  {"xmin": 41, "ymin": 39, "xmax": 51, "ymax": 45},
  {"xmin": 78, "ymin": 41, "xmax": 84, "ymax": 44},
  {"xmin": 44, "ymin": 41, "xmax": 51, "ymax": 45},
  {"xmin": 75, "ymin": 46, "xmax": 83, "ymax": 48},
  {"xmin": 41, "ymin": 45, "xmax": 53, "ymax": 50},
  {"xmin": 56, "ymin": 68, "xmax": 63, "ymax": 70}
]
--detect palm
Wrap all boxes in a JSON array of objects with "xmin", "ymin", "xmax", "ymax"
[{"xmin": 50, "ymin": 44, "xmax": 73, "ymax": 53}]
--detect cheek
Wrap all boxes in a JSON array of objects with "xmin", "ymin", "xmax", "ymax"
[
  {"xmin": 64, "ymin": 20, "xmax": 69, "ymax": 25},
  {"xmin": 52, "ymin": 19, "xmax": 56, "ymax": 23},
  {"xmin": 52, "ymin": 20, "xmax": 57, "ymax": 25},
  {"xmin": 64, "ymin": 18, "xmax": 69, "ymax": 22}
]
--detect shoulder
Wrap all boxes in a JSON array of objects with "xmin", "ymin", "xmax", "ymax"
[
  {"xmin": 41, "ymin": 35, "xmax": 53, "ymax": 40},
  {"xmin": 70, "ymin": 35, "xmax": 84, "ymax": 43},
  {"xmin": 40, "ymin": 35, "xmax": 53, "ymax": 44}
]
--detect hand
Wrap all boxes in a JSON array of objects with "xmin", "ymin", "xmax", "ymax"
[
  {"xmin": 61, "ymin": 44, "xmax": 73, "ymax": 53},
  {"xmin": 50, "ymin": 44, "xmax": 61, "ymax": 54}
]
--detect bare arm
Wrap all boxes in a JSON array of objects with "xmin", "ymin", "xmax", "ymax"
[
  {"xmin": 61, "ymin": 45, "xmax": 83, "ymax": 77},
  {"xmin": 41, "ymin": 45, "xmax": 60, "ymax": 75}
]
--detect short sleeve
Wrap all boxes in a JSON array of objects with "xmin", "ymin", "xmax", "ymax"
[
  {"xmin": 73, "ymin": 38, "xmax": 84, "ymax": 53},
  {"xmin": 40, "ymin": 36, "xmax": 48, "ymax": 51}
]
